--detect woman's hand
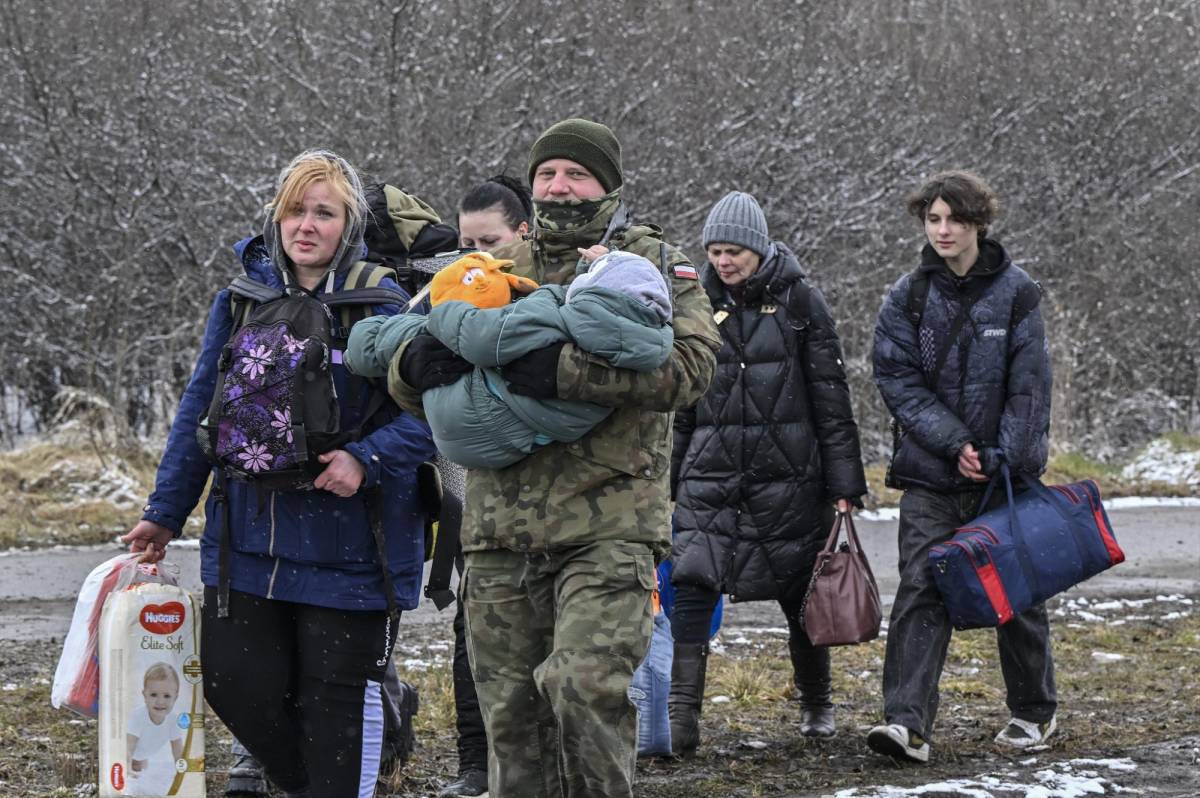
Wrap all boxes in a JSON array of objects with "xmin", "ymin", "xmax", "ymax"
[
  {"xmin": 314, "ymin": 450, "xmax": 366, "ymax": 497},
  {"xmin": 120, "ymin": 520, "xmax": 173, "ymax": 564},
  {"xmin": 834, "ymin": 498, "xmax": 854, "ymax": 515}
]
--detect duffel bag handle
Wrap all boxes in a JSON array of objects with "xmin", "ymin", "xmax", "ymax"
[
  {"xmin": 979, "ymin": 460, "xmax": 1046, "ymax": 597},
  {"xmin": 980, "ymin": 464, "xmax": 1073, "ymax": 534},
  {"xmin": 978, "ymin": 463, "xmax": 1020, "ymax": 541}
]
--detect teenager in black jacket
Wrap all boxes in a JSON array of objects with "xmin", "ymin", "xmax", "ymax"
[
  {"xmin": 669, "ymin": 191, "xmax": 867, "ymax": 755},
  {"xmin": 869, "ymin": 171, "xmax": 1056, "ymax": 763}
]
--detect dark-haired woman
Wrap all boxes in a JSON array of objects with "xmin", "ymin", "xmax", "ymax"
[
  {"xmin": 869, "ymin": 170, "xmax": 1056, "ymax": 764},
  {"xmin": 457, "ymin": 174, "xmax": 531, "ymax": 251},
  {"xmin": 431, "ymin": 174, "xmax": 533, "ymax": 798}
]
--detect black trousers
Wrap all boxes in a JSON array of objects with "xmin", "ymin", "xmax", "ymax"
[
  {"xmin": 452, "ymin": 556, "xmax": 488, "ymax": 771},
  {"xmin": 439, "ymin": 489, "xmax": 488, "ymax": 774},
  {"xmin": 882, "ymin": 486, "xmax": 1058, "ymax": 740},
  {"xmin": 201, "ymin": 587, "xmax": 397, "ymax": 797}
]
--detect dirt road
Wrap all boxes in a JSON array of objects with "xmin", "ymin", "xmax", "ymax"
[{"xmin": 2, "ymin": 504, "xmax": 1194, "ymax": 642}]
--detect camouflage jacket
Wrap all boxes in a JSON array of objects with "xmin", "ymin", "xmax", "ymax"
[{"xmin": 387, "ymin": 201, "xmax": 720, "ymax": 557}]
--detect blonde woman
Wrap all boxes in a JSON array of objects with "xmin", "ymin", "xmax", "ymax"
[{"xmin": 123, "ymin": 150, "xmax": 435, "ymax": 798}]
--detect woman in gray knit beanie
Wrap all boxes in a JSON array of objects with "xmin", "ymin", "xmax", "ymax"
[{"xmin": 667, "ymin": 190, "xmax": 867, "ymax": 754}]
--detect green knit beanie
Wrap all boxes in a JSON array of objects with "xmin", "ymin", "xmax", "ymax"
[{"xmin": 527, "ymin": 118, "xmax": 623, "ymax": 192}]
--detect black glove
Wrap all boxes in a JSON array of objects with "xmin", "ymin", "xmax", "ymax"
[
  {"xmin": 399, "ymin": 334, "xmax": 471, "ymax": 391},
  {"xmin": 501, "ymin": 342, "xmax": 565, "ymax": 399}
]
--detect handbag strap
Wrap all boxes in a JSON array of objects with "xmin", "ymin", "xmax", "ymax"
[
  {"xmin": 799, "ymin": 511, "xmax": 877, "ymax": 621},
  {"xmin": 817, "ymin": 511, "xmax": 846, "ymax": 554},
  {"xmin": 840, "ymin": 512, "xmax": 878, "ymax": 585}
]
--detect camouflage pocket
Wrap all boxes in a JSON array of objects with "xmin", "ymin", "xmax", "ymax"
[
  {"xmin": 462, "ymin": 557, "xmax": 526, "ymax": 606},
  {"xmin": 632, "ymin": 551, "xmax": 657, "ymax": 593}
]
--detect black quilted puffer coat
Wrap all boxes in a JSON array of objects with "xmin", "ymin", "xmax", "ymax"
[
  {"xmin": 873, "ymin": 239, "xmax": 1050, "ymax": 492},
  {"xmin": 670, "ymin": 243, "xmax": 867, "ymax": 602}
]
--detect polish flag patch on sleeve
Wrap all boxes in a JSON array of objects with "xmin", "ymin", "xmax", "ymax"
[{"xmin": 673, "ymin": 263, "xmax": 698, "ymax": 280}]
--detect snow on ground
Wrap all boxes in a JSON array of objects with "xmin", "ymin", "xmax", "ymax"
[
  {"xmin": 1121, "ymin": 439, "xmax": 1200, "ymax": 488},
  {"xmin": 1055, "ymin": 594, "xmax": 1192, "ymax": 625},
  {"xmin": 48, "ymin": 461, "xmax": 143, "ymax": 507},
  {"xmin": 834, "ymin": 757, "xmax": 1138, "ymax": 798},
  {"xmin": 1105, "ymin": 495, "xmax": 1200, "ymax": 508}
]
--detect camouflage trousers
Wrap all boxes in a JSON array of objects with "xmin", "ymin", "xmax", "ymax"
[{"xmin": 462, "ymin": 541, "xmax": 656, "ymax": 798}]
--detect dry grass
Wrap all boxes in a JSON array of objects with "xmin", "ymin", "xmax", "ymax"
[{"xmin": 0, "ymin": 439, "xmax": 205, "ymax": 549}]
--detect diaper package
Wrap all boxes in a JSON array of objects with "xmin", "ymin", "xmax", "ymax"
[
  {"xmin": 53, "ymin": 554, "xmax": 178, "ymax": 718},
  {"xmin": 98, "ymin": 582, "xmax": 205, "ymax": 797}
]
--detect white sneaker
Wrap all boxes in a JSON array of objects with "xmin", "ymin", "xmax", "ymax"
[
  {"xmin": 994, "ymin": 715, "xmax": 1057, "ymax": 748},
  {"xmin": 866, "ymin": 723, "xmax": 930, "ymax": 763}
]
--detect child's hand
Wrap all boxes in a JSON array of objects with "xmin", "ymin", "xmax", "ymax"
[
  {"xmin": 131, "ymin": 758, "xmax": 147, "ymax": 773},
  {"xmin": 577, "ymin": 245, "xmax": 609, "ymax": 262}
]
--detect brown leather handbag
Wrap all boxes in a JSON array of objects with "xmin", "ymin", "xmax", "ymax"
[{"xmin": 799, "ymin": 512, "xmax": 883, "ymax": 647}]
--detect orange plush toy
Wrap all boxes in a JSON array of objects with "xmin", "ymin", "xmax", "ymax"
[{"xmin": 430, "ymin": 252, "xmax": 539, "ymax": 309}]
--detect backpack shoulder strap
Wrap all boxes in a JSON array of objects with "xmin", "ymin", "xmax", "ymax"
[
  {"xmin": 925, "ymin": 277, "xmax": 990, "ymax": 390},
  {"xmin": 227, "ymin": 274, "xmax": 284, "ymax": 331},
  {"xmin": 905, "ymin": 269, "xmax": 930, "ymax": 329},
  {"xmin": 1011, "ymin": 278, "xmax": 1043, "ymax": 331},
  {"xmin": 331, "ymin": 262, "xmax": 403, "ymax": 335},
  {"xmin": 777, "ymin": 277, "xmax": 812, "ymax": 338}
]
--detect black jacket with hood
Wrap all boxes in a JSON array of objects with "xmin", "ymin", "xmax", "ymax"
[
  {"xmin": 872, "ymin": 238, "xmax": 1051, "ymax": 492},
  {"xmin": 670, "ymin": 242, "xmax": 867, "ymax": 602}
]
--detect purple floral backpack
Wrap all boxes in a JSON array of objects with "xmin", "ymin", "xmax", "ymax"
[{"xmin": 197, "ymin": 261, "xmax": 405, "ymax": 491}]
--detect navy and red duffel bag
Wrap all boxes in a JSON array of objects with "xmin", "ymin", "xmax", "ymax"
[{"xmin": 928, "ymin": 465, "xmax": 1124, "ymax": 630}]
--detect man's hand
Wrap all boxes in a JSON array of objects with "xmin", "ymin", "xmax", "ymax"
[
  {"xmin": 399, "ymin": 334, "xmax": 472, "ymax": 391},
  {"xmin": 957, "ymin": 442, "xmax": 987, "ymax": 482},
  {"xmin": 835, "ymin": 498, "xmax": 854, "ymax": 515},
  {"xmin": 314, "ymin": 450, "xmax": 366, "ymax": 497},
  {"xmin": 577, "ymin": 244, "xmax": 610, "ymax": 263},
  {"xmin": 502, "ymin": 342, "xmax": 565, "ymax": 399},
  {"xmin": 120, "ymin": 520, "xmax": 174, "ymax": 563}
]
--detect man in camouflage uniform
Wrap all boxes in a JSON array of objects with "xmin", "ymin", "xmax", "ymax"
[{"xmin": 388, "ymin": 118, "xmax": 720, "ymax": 797}]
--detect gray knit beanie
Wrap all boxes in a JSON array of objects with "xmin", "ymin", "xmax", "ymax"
[
  {"xmin": 701, "ymin": 191, "xmax": 770, "ymax": 258},
  {"xmin": 567, "ymin": 251, "xmax": 672, "ymax": 323}
]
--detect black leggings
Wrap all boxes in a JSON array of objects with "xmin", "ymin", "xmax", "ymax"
[
  {"xmin": 670, "ymin": 583, "xmax": 815, "ymax": 650},
  {"xmin": 201, "ymin": 587, "xmax": 397, "ymax": 798}
]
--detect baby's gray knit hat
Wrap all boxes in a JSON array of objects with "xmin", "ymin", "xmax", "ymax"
[
  {"xmin": 567, "ymin": 251, "xmax": 672, "ymax": 323},
  {"xmin": 702, "ymin": 191, "xmax": 770, "ymax": 258}
]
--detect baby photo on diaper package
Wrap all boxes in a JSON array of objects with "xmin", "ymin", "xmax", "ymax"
[{"xmin": 99, "ymin": 583, "xmax": 205, "ymax": 797}]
